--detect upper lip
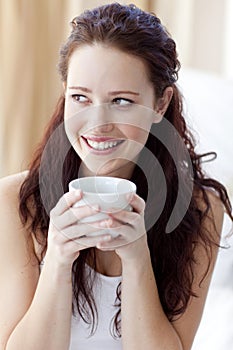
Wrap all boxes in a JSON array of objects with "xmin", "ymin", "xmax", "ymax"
[{"xmin": 82, "ymin": 135, "xmax": 123, "ymax": 142}]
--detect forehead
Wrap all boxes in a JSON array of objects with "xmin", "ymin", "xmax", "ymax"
[{"xmin": 67, "ymin": 44, "xmax": 152, "ymax": 91}]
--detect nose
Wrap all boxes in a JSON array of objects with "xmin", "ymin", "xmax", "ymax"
[
  {"xmin": 92, "ymin": 123, "xmax": 114, "ymax": 133},
  {"xmin": 89, "ymin": 104, "xmax": 114, "ymax": 133}
]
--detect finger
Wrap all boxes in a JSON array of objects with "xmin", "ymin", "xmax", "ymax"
[
  {"xmin": 55, "ymin": 204, "xmax": 100, "ymax": 229},
  {"xmin": 58, "ymin": 218, "xmax": 113, "ymax": 240},
  {"xmin": 107, "ymin": 209, "xmax": 137, "ymax": 226},
  {"xmin": 96, "ymin": 235, "xmax": 126, "ymax": 250},
  {"xmin": 71, "ymin": 233, "xmax": 113, "ymax": 250},
  {"xmin": 52, "ymin": 190, "xmax": 82, "ymax": 216},
  {"xmin": 127, "ymin": 193, "xmax": 145, "ymax": 214}
]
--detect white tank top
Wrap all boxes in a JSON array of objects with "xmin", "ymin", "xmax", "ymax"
[{"xmin": 40, "ymin": 261, "xmax": 122, "ymax": 350}]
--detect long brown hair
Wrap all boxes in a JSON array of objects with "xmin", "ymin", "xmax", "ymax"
[{"xmin": 19, "ymin": 3, "xmax": 232, "ymax": 338}]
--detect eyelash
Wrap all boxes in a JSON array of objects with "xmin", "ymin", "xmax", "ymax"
[
  {"xmin": 71, "ymin": 94, "xmax": 88, "ymax": 103},
  {"xmin": 112, "ymin": 98, "xmax": 134, "ymax": 105},
  {"xmin": 71, "ymin": 95, "xmax": 134, "ymax": 105}
]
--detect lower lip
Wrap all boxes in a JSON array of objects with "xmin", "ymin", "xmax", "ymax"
[{"xmin": 81, "ymin": 137, "xmax": 124, "ymax": 155}]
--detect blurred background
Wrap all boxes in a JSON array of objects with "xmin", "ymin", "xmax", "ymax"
[{"xmin": 0, "ymin": 1, "xmax": 233, "ymax": 349}]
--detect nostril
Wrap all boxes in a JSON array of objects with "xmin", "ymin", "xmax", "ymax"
[{"xmin": 90, "ymin": 123, "xmax": 114, "ymax": 133}]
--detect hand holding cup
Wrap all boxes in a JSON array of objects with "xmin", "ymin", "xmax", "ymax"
[{"xmin": 69, "ymin": 176, "xmax": 137, "ymax": 238}]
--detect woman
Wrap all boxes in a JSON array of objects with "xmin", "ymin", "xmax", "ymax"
[{"xmin": 0, "ymin": 3, "xmax": 232, "ymax": 350}]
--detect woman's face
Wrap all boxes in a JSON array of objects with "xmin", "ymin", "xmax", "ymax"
[{"xmin": 64, "ymin": 44, "xmax": 163, "ymax": 177}]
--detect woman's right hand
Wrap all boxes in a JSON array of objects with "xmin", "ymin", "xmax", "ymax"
[{"xmin": 45, "ymin": 189, "xmax": 112, "ymax": 268}]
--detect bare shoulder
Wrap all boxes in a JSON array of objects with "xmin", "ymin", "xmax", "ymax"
[
  {"xmin": 0, "ymin": 170, "xmax": 37, "ymax": 261},
  {"xmin": 0, "ymin": 171, "xmax": 40, "ymax": 347},
  {"xmin": 0, "ymin": 170, "xmax": 37, "ymax": 263},
  {"xmin": 196, "ymin": 187, "xmax": 225, "ymax": 240},
  {"xmin": 0, "ymin": 170, "xmax": 29, "ymax": 197},
  {"xmin": 0, "ymin": 171, "xmax": 30, "ymax": 240}
]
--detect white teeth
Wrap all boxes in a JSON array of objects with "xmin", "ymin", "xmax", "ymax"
[{"xmin": 86, "ymin": 139, "xmax": 121, "ymax": 150}]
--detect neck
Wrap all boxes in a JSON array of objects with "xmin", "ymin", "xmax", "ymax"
[{"xmin": 88, "ymin": 249, "xmax": 122, "ymax": 277}]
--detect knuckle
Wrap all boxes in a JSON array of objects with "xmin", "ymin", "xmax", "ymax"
[
  {"xmin": 63, "ymin": 192, "xmax": 73, "ymax": 205},
  {"xmin": 59, "ymin": 191, "xmax": 73, "ymax": 206}
]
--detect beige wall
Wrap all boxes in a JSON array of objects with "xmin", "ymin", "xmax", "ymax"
[
  {"xmin": 0, "ymin": 0, "xmax": 67, "ymax": 176},
  {"xmin": 152, "ymin": 0, "xmax": 228, "ymax": 74}
]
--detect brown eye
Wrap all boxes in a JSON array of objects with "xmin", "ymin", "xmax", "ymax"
[
  {"xmin": 71, "ymin": 94, "xmax": 89, "ymax": 103},
  {"xmin": 112, "ymin": 98, "xmax": 134, "ymax": 106}
]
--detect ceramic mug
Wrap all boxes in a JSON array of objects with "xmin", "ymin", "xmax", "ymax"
[{"xmin": 68, "ymin": 176, "xmax": 137, "ymax": 237}]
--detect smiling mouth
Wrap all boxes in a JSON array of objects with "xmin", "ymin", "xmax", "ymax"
[{"xmin": 82, "ymin": 137, "xmax": 124, "ymax": 151}]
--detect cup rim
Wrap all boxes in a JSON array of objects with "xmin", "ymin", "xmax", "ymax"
[{"xmin": 69, "ymin": 176, "xmax": 136, "ymax": 195}]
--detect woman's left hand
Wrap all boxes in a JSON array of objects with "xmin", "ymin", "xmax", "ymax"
[{"xmin": 95, "ymin": 193, "xmax": 150, "ymax": 262}]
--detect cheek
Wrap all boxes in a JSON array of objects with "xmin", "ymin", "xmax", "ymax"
[
  {"xmin": 122, "ymin": 125, "xmax": 150, "ymax": 146},
  {"xmin": 64, "ymin": 102, "xmax": 82, "ymax": 139},
  {"xmin": 64, "ymin": 116, "xmax": 79, "ymax": 136}
]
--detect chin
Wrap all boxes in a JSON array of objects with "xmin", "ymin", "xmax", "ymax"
[{"xmin": 88, "ymin": 161, "xmax": 134, "ymax": 179}]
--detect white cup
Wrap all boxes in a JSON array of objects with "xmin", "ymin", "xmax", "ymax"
[{"xmin": 68, "ymin": 176, "xmax": 137, "ymax": 237}]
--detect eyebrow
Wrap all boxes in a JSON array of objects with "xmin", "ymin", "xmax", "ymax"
[
  {"xmin": 68, "ymin": 86, "xmax": 140, "ymax": 96},
  {"xmin": 68, "ymin": 86, "xmax": 91, "ymax": 93},
  {"xmin": 109, "ymin": 90, "xmax": 140, "ymax": 96}
]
